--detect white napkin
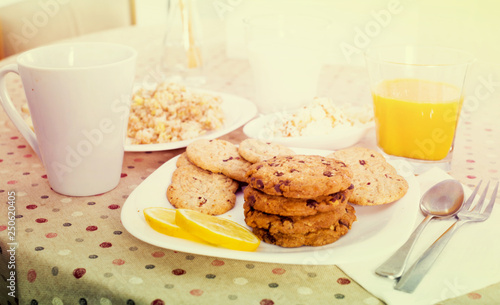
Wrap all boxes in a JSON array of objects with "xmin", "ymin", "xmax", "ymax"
[{"xmin": 338, "ymin": 168, "xmax": 500, "ymax": 305}]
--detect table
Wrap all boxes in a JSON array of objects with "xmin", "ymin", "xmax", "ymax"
[{"xmin": 1, "ymin": 25, "xmax": 499, "ymax": 305}]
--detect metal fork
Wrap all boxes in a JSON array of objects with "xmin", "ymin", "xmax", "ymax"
[{"xmin": 394, "ymin": 180, "xmax": 499, "ymax": 293}]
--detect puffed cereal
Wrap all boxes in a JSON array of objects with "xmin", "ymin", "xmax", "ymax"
[{"xmin": 127, "ymin": 82, "xmax": 225, "ymax": 144}]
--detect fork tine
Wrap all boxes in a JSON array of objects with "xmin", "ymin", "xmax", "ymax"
[
  {"xmin": 473, "ymin": 181, "xmax": 490, "ymax": 212},
  {"xmin": 482, "ymin": 182, "xmax": 499, "ymax": 216},
  {"xmin": 463, "ymin": 180, "xmax": 483, "ymax": 211}
]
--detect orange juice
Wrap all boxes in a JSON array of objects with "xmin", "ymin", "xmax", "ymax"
[{"xmin": 372, "ymin": 78, "xmax": 462, "ymax": 161}]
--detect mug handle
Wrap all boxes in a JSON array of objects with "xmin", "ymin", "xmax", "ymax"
[{"xmin": 0, "ymin": 64, "xmax": 41, "ymax": 158}]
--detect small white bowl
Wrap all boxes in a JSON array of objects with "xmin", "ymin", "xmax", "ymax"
[{"xmin": 243, "ymin": 113, "xmax": 374, "ymax": 150}]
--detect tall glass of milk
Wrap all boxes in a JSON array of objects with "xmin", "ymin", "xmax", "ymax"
[{"xmin": 244, "ymin": 15, "xmax": 331, "ymax": 114}]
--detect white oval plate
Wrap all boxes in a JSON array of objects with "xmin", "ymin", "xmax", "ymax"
[
  {"xmin": 243, "ymin": 114, "xmax": 374, "ymax": 150},
  {"xmin": 125, "ymin": 89, "xmax": 257, "ymax": 152},
  {"xmin": 121, "ymin": 147, "xmax": 420, "ymax": 265}
]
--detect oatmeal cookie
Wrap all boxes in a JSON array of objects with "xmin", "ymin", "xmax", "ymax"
[
  {"xmin": 243, "ymin": 186, "xmax": 353, "ymax": 216},
  {"xmin": 327, "ymin": 147, "xmax": 408, "ymax": 205},
  {"xmin": 175, "ymin": 152, "xmax": 193, "ymax": 167},
  {"xmin": 251, "ymin": 205, "xmax": 357, "ymax": 248},
  {"xmin": 186, "ymin": 139, "xmax": 252, "ymax": 182},
  {"xmin": 245, "ymin": 155, "xmax": 352, "ymax": 198},
  {"xmin": 166, "ymin": 162, "xmax": 239, "ymax": 215},
  {"xmin": 238, "ymin": 138, "xmax": 295, "ymax": 163},
  {"xmin": 243, "ymin": 200, "xmax": 351, "ymax": 235}
]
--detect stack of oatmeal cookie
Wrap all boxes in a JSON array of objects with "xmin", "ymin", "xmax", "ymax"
[
  {"xmin": 166, "ymin": 138, "xmax": 409, "ymax": 248},
  {"xmin": 243, "ymin": 155, "xmax": 357, "ymax": 248}
]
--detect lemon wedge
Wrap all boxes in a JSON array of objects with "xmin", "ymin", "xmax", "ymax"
[
  {"xmin": 143, "ymin": 207, "xmax": 207, "ymax": 243},
  {"xmin": 175, "ymin": 209, "xmax": 260, "ymax": 252}
]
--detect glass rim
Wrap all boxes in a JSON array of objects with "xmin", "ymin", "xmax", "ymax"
[
  {"xmin": 364, "ymin": 45, "xmax": 476, "ymax": 67},
  {"xmin": 243, "ymin": 13, "xmax": 332, "ymax": 29}
]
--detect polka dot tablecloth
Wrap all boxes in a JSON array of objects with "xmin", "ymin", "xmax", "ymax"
[{"xmin": 1, "ymin": 26, "xmax": 499, "ymax": 305}]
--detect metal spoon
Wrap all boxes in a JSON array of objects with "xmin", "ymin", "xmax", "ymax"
[{"xmin": 375, "ymin": 179, "xmax": 464, "ymax": 278}]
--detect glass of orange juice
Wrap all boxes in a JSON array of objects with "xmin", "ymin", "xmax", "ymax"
[{"xmin": 365, "ymin": 46, "xmax": 475, "ymax": 173}]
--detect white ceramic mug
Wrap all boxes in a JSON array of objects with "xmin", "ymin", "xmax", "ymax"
[{"xmin": 0, "ymin": 42, "xmax": 137, "ymax": 196}]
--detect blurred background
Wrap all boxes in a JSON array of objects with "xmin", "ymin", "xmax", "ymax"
[{"xmin": 1, "ymin": 0, "xmax": 499, "ymax": 65}]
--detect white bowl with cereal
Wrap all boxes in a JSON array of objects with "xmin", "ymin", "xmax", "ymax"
[{"xmin": 243, "ymin": 97, "xmax": 374, "ymax": 150}]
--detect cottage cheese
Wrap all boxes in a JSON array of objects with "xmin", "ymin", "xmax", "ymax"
[{"xmin": 267, "ymin": 97, "xmax": 373, "ymax": 137}]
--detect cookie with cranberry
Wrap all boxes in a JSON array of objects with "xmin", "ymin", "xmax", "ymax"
[
  {"xmin": 238, "ymin": 138, "xmax": 295, "ymax": 163},
  {"xmin": 186, "ymin": 139, "xmax": 252, "ymax": 182},
  {"xmin": 167, "ymin": 162, "xmax": 239, "ymax": 215},
  {"xmin": 250, "ymin": 205, "xmax": 356, "ymax": 248},
  {"xmin": 327, "ymin": 147, "xmax": 408, "ymax": 205},
  {"xmin": 243, "ymin": 200, "xmax": 351, "ymax": 235},
  {"xmin": 243, "ymin": 185, "xmax": 352, "ymax": 216},
  {"xmin": 175, "ymin": 152, "xmax": 193, "ymax": 167},
  {"xmin": 245, "ymin": 155, "xmax": 352, "ymax": 198}
]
